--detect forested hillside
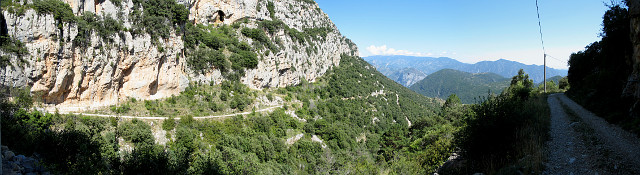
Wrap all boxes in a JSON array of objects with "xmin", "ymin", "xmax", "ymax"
[
  {"xmin": 0, "ymin": 0, "xmax": 467, "ymax": 173},
  {"xmin": 567, "ymin": 3, "xmax": 640, "ymax": 135},
  {"xmin": 1, "ymin": 55, "xmax": 468, "ymax": 174},
  {"xmin": 410, "ymin": 69, "xmax": 509, "ymax": 104}
]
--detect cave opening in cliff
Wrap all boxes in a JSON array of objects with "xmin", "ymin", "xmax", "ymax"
[{"xmin": 217, "ymin": 11, "xmax": 225, "ymax": 23}]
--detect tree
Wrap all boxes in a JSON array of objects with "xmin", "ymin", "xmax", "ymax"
[
  {"xmin": 566, "ymin": 4, "xmax": 633, "ymax": 124},
  {"xmin": 14, "ymin": 87, "xmax": 33, "ymax": 109},
  {"xmin": 507, "ymin": 69, "xmax": 534, "ymax": 100},
  {"xmin": 510, "ymin": 69, "xmax": 533, "ymax": 88},
  {"xmin": 443, "ymin": 94, "xmax": 461, "ymax": 108},
  {"xmin": 558, "ymin": 76, "xmax": 570, "ymax": 90}
]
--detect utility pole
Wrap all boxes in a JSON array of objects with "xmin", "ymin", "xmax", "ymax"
[{"xmin": 544, "ymin": 54, "xmax": 547, "ymax": 93}]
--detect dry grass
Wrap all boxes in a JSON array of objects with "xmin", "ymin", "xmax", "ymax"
[
  {"xmin": 442, "ymin": 94, "xmax": 551, "ymax": 174},
  {"xmin": 496, "ymin": 94, "xmax": 550, "ymax": 174}
]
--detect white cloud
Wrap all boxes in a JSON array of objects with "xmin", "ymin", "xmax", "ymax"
[{"xmin": 366, "ymin": 45, "xmax": 432, "ymax": 57}]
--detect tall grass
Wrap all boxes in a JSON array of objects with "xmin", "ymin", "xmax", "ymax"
[{"xmin": 448, "ymin": 93, "xmax": 550, "ymax": 174}]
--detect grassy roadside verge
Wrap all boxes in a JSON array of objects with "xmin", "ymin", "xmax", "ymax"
[{"xmin": 443, "ymin": 93, "xmax": 551, "ymax": 174}]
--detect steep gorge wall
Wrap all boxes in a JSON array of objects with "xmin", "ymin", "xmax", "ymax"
[
  {"xmin": 0, "ymin": 0, "xmax": 358, "ymax": 111},
  {"xmin": 627, "ymin": 0, "xmax": 640, "ymax": 116}
]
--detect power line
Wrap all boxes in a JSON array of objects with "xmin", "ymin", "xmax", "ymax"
[
  {"xmin": 535, "ymin": 0, "xmax": 546, "ymax": 54},
  {"xmin": 535, "ymin": 0, "xmax": 547, "ymax": 92},
  {"xmin": 546, "ymin": 54, "xmax": 566, "ymax": 63}
]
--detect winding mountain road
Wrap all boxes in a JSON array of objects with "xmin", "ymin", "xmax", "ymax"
[
  {"xmin": 544, "ymin": 93, "xmax": 640, "ymax": 174},
  {"xmin": 64, "ymin": 105, "xmax": 284, "ymax": 120}
]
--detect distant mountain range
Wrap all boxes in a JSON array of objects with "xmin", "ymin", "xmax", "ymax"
[
  {"xmin": 364, "ymin": 55, "xmax": 568, "ymax": 86},
  {"xmin": 409, "ymin": 69, "xmax": 510, "ymax": 104}
]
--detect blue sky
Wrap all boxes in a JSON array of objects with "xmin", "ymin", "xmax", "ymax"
[{"xmin": 315, "ymin": 0, "xmax": 613, "ymax": 69}]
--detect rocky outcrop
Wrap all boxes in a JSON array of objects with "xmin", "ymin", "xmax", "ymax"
[
  {"xmin": 626, "ymin": 0, "xmax": 640, "ymax": 117},
  {"xmin": 389, "ymin": 67, "xmax": 427, "ymax": 87},
  {"xmin": 2, "ymin": 145, "xmax": 50, "ymax": 175},
  {"xmin": 0, "ymin": 0, "xmax": 358, "ymax": 111}
]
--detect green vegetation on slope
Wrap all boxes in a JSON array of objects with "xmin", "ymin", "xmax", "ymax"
[
  {"xmin": 32, "ymin": 0, "xmax": 75, "ymax": 29},
  {"xmin": 567, "ymin": 4, "xmax": 640, "ymax": 134},
  {"xmin": 129, "ymin": 0, "xmax": 189, "ymax": 42},
  {"xmin": 441, "ymin": 69, "xmax": 551, "ymax": 174},
  {"xmin": 2, "ymin": 55, "xmax": 469, "ymax": 174},
  {"xmin": 101, "ymin": 80, "xmax": 258, "ymax": 117},
  {"xmin": 0, "ymin": 1, "xmax": 30, "ymax": 67},
  {"xmin": 0, "ymin": 35, "xmax": 29, "ymax": 67},
  {"xmin": 184, "ymin": 24, "xmax": 259, "ymax": 74},
  {"xmin": 74, "ymin": 12, "xmax": 125, "ymax": 46},
  {"xmin": 410, "ymin": 69, "xmax": 509, "ymax": 104}
]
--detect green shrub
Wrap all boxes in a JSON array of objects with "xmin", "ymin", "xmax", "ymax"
[
  {"xmin": 258, "ymin": 20, "xmax": 285, "ymax": 35},
  {"xmin": 163, "ymin": 116, "xmax": 176, "ymax": 131},
  {"xmin": 231, "ymin": 95, "xmax": 252, "ymax": 111},
  {"xmin": 144, "ymin": 100, "xmax": 163, "ymax": 115},
  {"xmin": 220, "ymin": 91, "xmax": 229, "ymax": 101},
  {"xmin": 267, "ymin": 1, "xmax": 275, "ymax": 19},
  {"xmin": 229, "ymin": 50, "xmax": 258, "ymax": 70},
  {"xmin": 241, "ymin": 27, "xmax": 270, "ymax": 43},
  {"xmin": 1, "ymin": 0, "xmax": 28, "ymax": 15},
  {"xmin": 130, "ymin": 0, "xmax": 189, "ymax": 41},
  {"xmin": 111, "ymin": 0, "xmax": 122, "ymax": 7},
  {"xmin": 32, "ymin": 0, "xmax": 75, "ymax": 23},
  {"xmin": 188, "ymin": 47, "xmax": 228, "ymax": 73},
  {"xmin": 186, "ymin": 24, "xmax": 260, "ymax": 73},
  {"xmin": 0, "ymin": 35, "xmax": 29, "ymax": 66},
  {"xmin": 110, "ymin": 103, "xmax": 131, "ymax": 114},
  {"xmin": 110, "ymin": 117, "xmax": 118, "ymax": 127},
  {"xmin": 74, "ymin": 12, "xmax": 125, "ymax": 46},
  {"xmin": 208, "ymin": 102, "xmax": 220, "ymax": 112},
  {"xmin": 266, "ymin": 93, "xmax": 274, "ymax": 101},
  {"xmin": 12, "ymin": 87, "xmax": 33, "ymax": 109},
  {"xmin": 167, "ymin": 95, "xmax": 177, "ymax": 104},
  {"xmin": 179, "ymin": 115, "xmax": 194, "ymax": 127},
  {"xmin": 453, "ymin": 70, "xmax": 549, "ymax": 174},
  {"xmin": 99, "ymin": 15, "xmax": 124, "ymax": 42},
  {"xmin": 558, "ymin": 76, "xmax": 570, "ymax": 90},
  {"xmin": 117, "ymin": 119, "xmax": 154, "ymax": 147}
]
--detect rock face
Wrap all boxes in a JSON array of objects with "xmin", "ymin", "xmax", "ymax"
[
  {"xmin": 626, "ymin": 0, "xmax": 640, "ymax": 117},
  {"xmin": 0, "ymin": 0, "xmax": 358, "ymax": 111},
  {"xmin": 389, "ymin": 67, "xmax": 427, "ymax": 87},
  {"xmin": 1, "ymin": 145, "xmax": 50, "ymax": 175}
]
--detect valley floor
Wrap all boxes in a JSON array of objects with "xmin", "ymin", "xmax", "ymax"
[{"xmin": 544, "ymin": 94, "xmax": 640, "ymax": 174}]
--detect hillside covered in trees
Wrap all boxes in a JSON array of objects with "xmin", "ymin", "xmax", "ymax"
[
  {"xmin": 567, "ymin": 3, "xmax": 640, "ymax": 135},
  {"xmin": 2, "ymin": 55, "xmax": 470, "ymax": 174},
  {"xmin": 409, "ymin": 69, "xmax": 509, "ymax": 104}
]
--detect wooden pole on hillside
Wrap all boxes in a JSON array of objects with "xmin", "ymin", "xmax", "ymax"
[{"xmin": 544, "ymin": 54, "xmax": 547, "ymax": 93}]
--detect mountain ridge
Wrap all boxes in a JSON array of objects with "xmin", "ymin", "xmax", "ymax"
[
  {"xmin": 409, "ymin": 69, "xmax": 509, "ymax": 103},
  {"xmin": 364, "ymin": 55, "xmax": 567, "ymax": 86}
]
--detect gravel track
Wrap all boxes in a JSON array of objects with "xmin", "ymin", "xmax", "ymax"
[
  {"xmin": 61, "ymin": 105, "xmax": 284, "ymax": 120},
  {"xmin": 544, "ymin": 93, "xmax": 640, "ymax": 175}
]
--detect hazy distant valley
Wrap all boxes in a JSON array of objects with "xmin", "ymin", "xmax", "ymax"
[{"xmin": 364, "ymin": 55, "xmax": 568, "ymax": 87}]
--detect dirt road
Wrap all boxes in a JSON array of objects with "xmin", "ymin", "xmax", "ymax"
[
  {"xmin": 544, "ymin": 93, "xmax": 640, "ymax": 174},
  {"xmin": 64, "ymin": 105, "xmax": 284, "ymax": 120}
]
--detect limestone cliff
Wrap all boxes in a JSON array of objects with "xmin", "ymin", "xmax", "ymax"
[{"xmin": 0, "ymin": 0, "xmax": 358, "ymax": 111}]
